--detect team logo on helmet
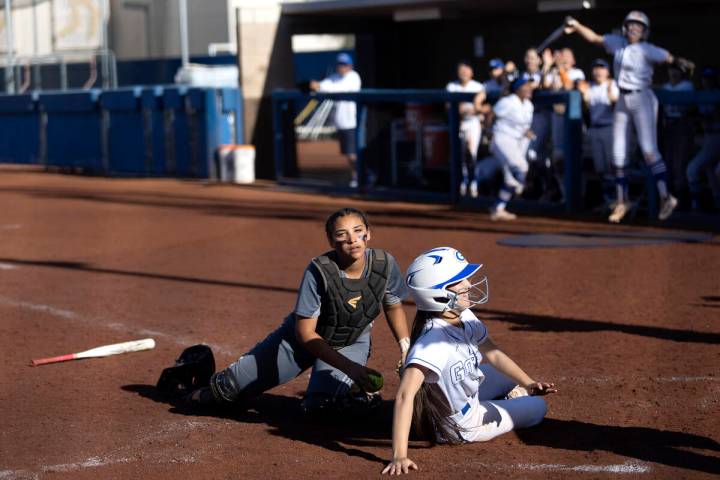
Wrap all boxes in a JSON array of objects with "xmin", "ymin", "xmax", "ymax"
[{"xmin": 406, "ymin": 247, "xmax": 488, "ymax": 312}]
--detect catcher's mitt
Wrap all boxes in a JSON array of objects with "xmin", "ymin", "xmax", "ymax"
[{"xmin": 157, "ymin": 344, "xmax": 215, "ymax": 398}]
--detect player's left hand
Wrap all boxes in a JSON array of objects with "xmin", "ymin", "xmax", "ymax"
[
  {"xmin": 525, "ymin": 381, "xmax": 557, "ymax": 396},
  {"xmin": 382, "ymin": 457, "xmax": 418, "ymax": 475}
]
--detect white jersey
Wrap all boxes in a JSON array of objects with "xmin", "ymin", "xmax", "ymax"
[
  {"xmin": 661, "ymin": 80, "xmax": 694, "ymax": 118},
  {"xmin": 603, "ymin": 34, "xmax": 669, "ymax": 91},
  {"xmin": 492, "ymin": 93, "xmax": 534, "ymax": 140},
  {"xmin": 588, "ymin": 80, "xmax": 619, "ymax": 126},
  {"xmin": 522, "ymin": 70, "xmax": 542, "ymax": 86},
  {"xmin": 405, "ymin": 309, "xmax": 489, "ymax": 419},
  {"xmin": 446, "ymin": 79, "xmax": 485, "ymax": 122},
  {"xmin": 318, "ymin": 70, "xmax": 362, "ymax": 130},
  {"xmin": 547, "ymin": 67, "xmax": 585, "ymax": 89}
]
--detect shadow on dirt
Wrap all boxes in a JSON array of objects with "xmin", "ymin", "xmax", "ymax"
[
  {"xmin": 5, "ymin": 253, "xmax": 718, "ymax": 345},
  {"xmin": 122, "ymin": 384, "xmax": 428, "ymax": 465},
  {"xmin": 516, "ymin": 418, "xmax": 720, "ymax": 475},
  {"xmin": 477, "ymin": 307, "xmax": 720, "ymax": 344}
]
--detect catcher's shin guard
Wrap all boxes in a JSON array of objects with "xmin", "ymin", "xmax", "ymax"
[{"xmin": 157, "ymin": 344, "xmax": 215, "ymax": 397}]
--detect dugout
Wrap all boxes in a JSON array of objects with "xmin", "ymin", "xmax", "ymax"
[{"xmin": 254, "ymin": 0, "xmax": 719, "ymax": 181}]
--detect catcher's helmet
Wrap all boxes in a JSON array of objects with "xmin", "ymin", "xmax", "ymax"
[
  {"xmin": 157, "ymin": 344, "xmax": 215, "ymax": 397},
  {"xmin": 622, "ymin": 10, "xmax": 650, "ymax": 40},
  {"xmin": 406, "ymin": 247, "xmax": 488, "ymax": 312}
]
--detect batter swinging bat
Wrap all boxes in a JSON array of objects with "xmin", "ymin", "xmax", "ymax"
[
  {"xmin": 536, "ymin": 25, "xmax": 565, "ymax": 53},
  {"xmin": 30, "ymin": 338, "xmax": 156, "ymax": 366}
]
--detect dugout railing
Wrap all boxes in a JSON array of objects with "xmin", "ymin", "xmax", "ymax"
[
  {"xmin": 272, "ymin": 88, "xmax": 720, "ymax": 217},
  {"xmin": 273, "ymin": 89, "xmax": 584, "ymax": 213}
]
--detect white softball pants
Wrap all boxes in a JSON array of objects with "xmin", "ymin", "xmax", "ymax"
[
  {"xmin": 451, "ymin": 364, "xmax": 547, "ymax": 443},
  {"xmin": 491, "ymin": 131, "xmax": 529, "ymax": 192},
  {"xmin": 460, "ymin": 117, "xmax": 481, "ymax": 160},
  {"xmin": 613, "ymin": 89, "xmax": 661, "ymax": 167}
]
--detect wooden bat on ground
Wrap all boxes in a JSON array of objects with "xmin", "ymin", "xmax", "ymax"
[{"xmin": 30, "ymin": 338, "xmax": 156, "ymax": 366}]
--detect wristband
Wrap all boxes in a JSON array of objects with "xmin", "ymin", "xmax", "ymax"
[{"xmin": 398, "ymin": 337, "xmax": 410, "ymax": 354}]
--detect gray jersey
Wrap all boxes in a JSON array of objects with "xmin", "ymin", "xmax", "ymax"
[
  {"xmin": 603, "ymin": 34, "xmax": 669, "ymax": 90},
  {"xmin": 294, "ymin": 249, "xmax": 408, "ymax": 319}
]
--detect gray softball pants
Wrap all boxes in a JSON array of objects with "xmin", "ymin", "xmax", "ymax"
[{"xmin": 212, "ymin": 314, "xmax": 372, "ymax": 405}]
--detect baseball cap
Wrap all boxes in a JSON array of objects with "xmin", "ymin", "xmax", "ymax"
[
  {"xmin": 511, "ymin": 76, "xmax": 529, "ymax": 91},
  {"xmin": 336, "ymin": 53, "xmax": 353, "ymax": 65},
  {"xmin": 489, "ymin": 58, "xmax": 504, "ymax": 70},
  {"xmin": 592, "ymin": 58, "xmax": 609, "ymax": 68}
]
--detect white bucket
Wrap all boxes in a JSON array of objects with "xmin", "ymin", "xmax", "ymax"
[{"xmin": 218, "ymin": 145, "xmax": 255, "ymax": 184}]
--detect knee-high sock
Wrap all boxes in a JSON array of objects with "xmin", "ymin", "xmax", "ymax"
[{"xmin": 649, "ymin": 160, "xmax": 669, "ymax": 199}]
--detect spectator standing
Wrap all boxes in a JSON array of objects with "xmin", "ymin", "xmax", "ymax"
[
  {"xmin": 310, "ymin": 53, "xmax": 362, "ymax": 188},
  {"xmin": 446, "ymin": 60, "xmax": 487, "ymax": 198},
  {"xmin": 578, "ymin": 59, "xmax": 619, "ymax": 206},
  {"xmin": 484, "ymin": 58, "xmax": 507, "ymax": 96},
  {"xmin": 687, "ymin": 67, "xmax": 720, "ymax": 212},
  {"xmin": 660, "ymin": 64, "xmax": 695, "ymax": 201}
]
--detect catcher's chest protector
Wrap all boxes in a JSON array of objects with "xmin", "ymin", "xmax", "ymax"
[{"xmin": 312, "ymin": 248, "xmax": 390, "ymax": 348}]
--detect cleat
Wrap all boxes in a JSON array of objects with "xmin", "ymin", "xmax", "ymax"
[
  {"xmin": 470, "ymin": 180, "xmax": 478, "ymax": 198},
  {"xmin": 658, "ymin": 194, "xmax": 678, "ymax": 221},
  {"xmin": 608, "ymin": 202, "xmax": 631, "ymax": 223},
  {"xmin": 459, "ymin": 181, "xmax": 468, "ymax": 197},
  {"xmin": 505, "ymin": 385, "xmax": 529, "ymax": 400},
  {"xmin": 490, "ymin": 208, "xmax": 517, "ymax": 221},
  {"xmin": 182, "ymin": 386, "xmax": 217, "ymax": 408}
]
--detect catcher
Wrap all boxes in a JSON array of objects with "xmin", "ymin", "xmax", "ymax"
[{"xmin": 157, "ymin": 207, "xmax": 410, "ymax": 415}]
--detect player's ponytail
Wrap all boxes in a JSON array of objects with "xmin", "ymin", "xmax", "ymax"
[{"xmin": 409, "ymin": 311, "xmax": 465, "ymax": 445}]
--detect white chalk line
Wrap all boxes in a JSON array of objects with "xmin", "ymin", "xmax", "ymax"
[
  {"xmin": 3, "ymin": 420, "xmax": 219, "ymax": 477},
  {"xmin": 0, "ymin": 296, "xmax": 235, "ymax": 356},
  {"xmin": 556, "ymin": 375, "xmax": 720, "ymax": 384},
  {"xmin": 513, "ymin": 460, "xmax": 650, "ymax": 474},
  {"xmin": 0, "ymin": 263, "xmax": 18, "ymax": 270}
]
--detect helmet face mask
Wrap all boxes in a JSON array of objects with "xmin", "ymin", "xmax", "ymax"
[
  {"xmin": 446, "ymin": 277, "xmax": 489, "ymax": 312},
  {"xmin": 406, "ymin": 247, "xmax": 489, "ymax": 313}
]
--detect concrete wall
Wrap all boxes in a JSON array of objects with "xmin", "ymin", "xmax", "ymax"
[{"xmin": 110, "ymin": 0, "xmax": 230, "ymax": 60}]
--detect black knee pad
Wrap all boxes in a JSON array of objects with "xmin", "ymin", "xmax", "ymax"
[{"xmin": 209, "ymin": 370, "xmax": 242, "ymax": 403}]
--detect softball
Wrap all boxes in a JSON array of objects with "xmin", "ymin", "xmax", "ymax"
[{"xmin": 368, "ymin": 373, "xmax": 384, "ymax": 392}]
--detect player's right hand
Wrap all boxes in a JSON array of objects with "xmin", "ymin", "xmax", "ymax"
[
  {"xmin": 382, "ymin": 458, "xmax": 418, "ymax": 475},
  {"xmin": 347, "ymin": 363, "xmax": 382, "ymax": 392},
  {"xmin": 564, "ymin": 16, "xmax": 578, "ymax": 34},
  {"xmin": 526, "ymin": 381, "xmax": 558, "ymax": 396}
]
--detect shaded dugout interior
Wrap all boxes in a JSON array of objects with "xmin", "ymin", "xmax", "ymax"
[{"xmin": 253, "ymin": 0, "xmax": 718, "ymax": 179}]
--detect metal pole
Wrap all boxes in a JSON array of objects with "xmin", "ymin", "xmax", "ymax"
[
  {"xmin": 31, "ymin": 0, "xmax": 38, "ymax": 55},
  {"xmin": 4, "ymin": 0, "xmax": 15, "ymax": 93},
  {"xmin": 100, "ymin": 0, "xmax": 109, "ymax": 88},
  {"xmin": 178, "ymin": 0, "xmax": 189, "ymax": 68}
]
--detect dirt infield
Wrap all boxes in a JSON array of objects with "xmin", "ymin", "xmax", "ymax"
[{"xmin": 0, "ymin": 166, "xmax": 718, "ymax": 479}]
